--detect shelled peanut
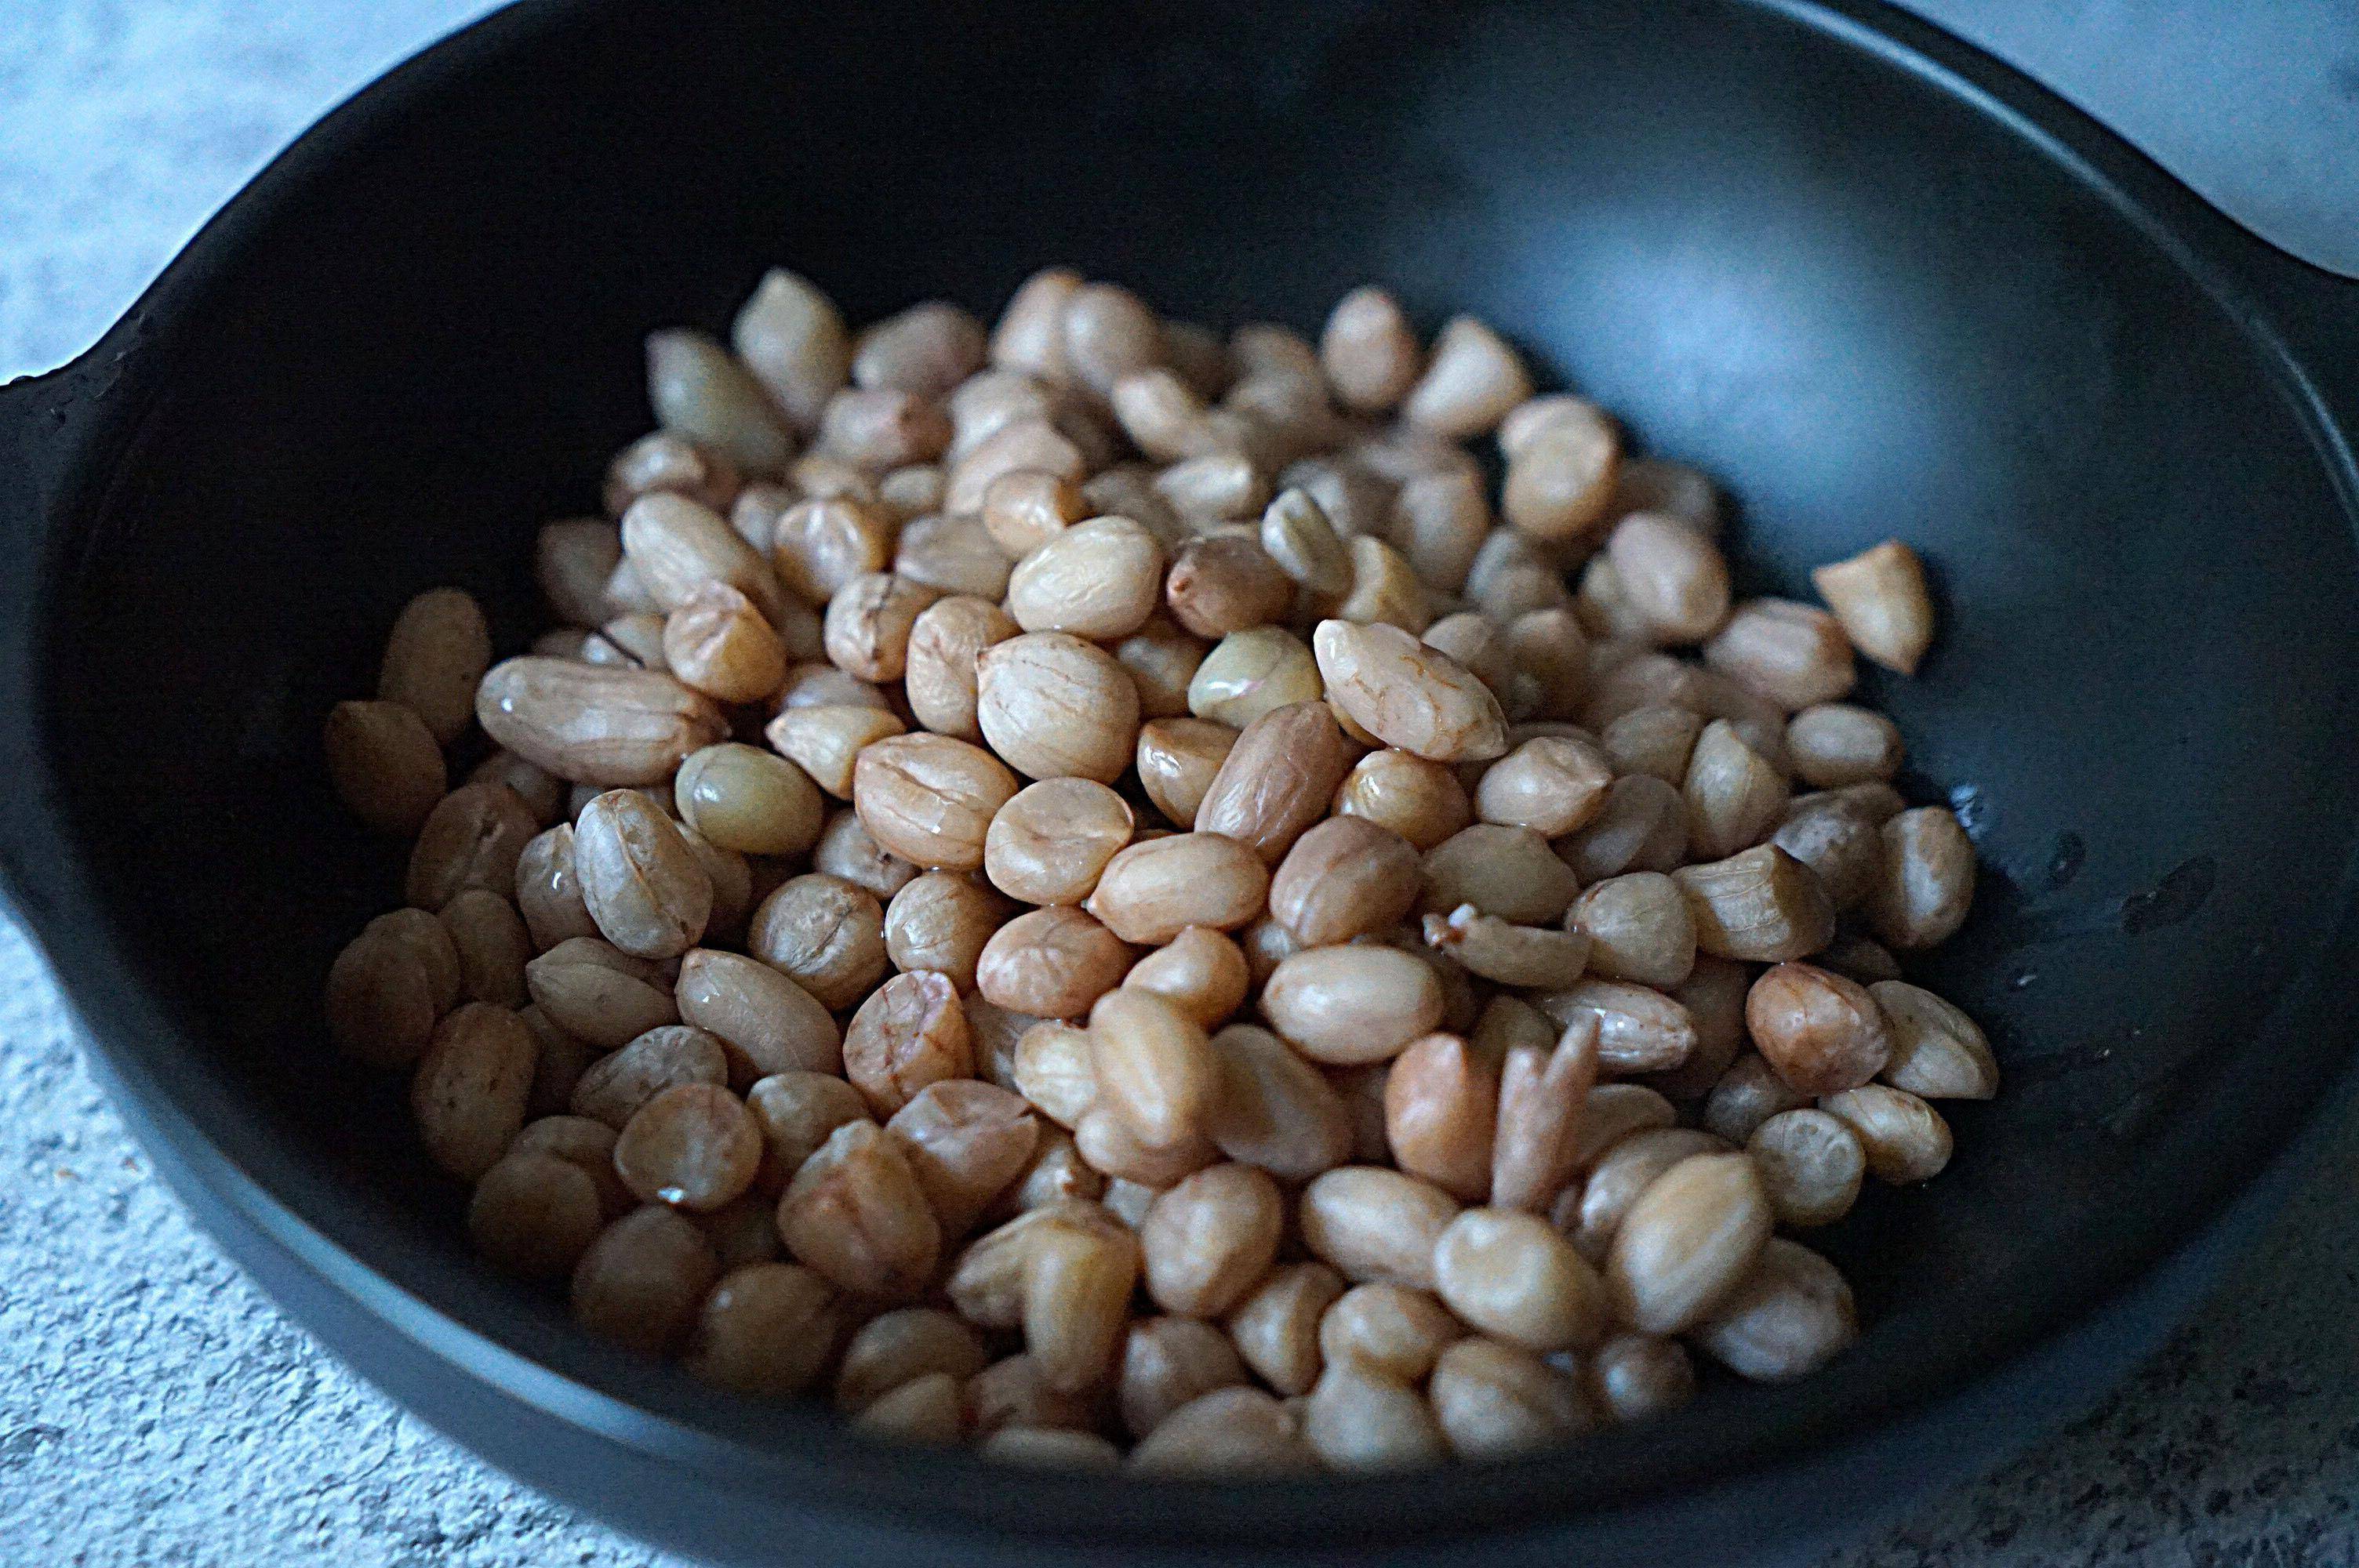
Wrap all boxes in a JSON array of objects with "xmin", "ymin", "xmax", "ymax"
[{"xmin": 322, "ymin": 263, "xmax": 1983, "ymax": 1473}]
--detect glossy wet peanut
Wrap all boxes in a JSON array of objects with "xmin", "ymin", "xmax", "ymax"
[
  {"xmin": 573, "ymin": 789, "xmax": 713, "ymax": 960},
  {"xmin": 1264, "ymin": 817, "xmax": 1420, "ymax": 946},
  {"xmin": 885, "ymin": 1080, "xmax": 1039, "ymax": 1237},
  {"xmin": 1085, "ymin": 832, "xmax": 1268, "ymax": 945},
  {"xmin": 1819, "ymin": 1083, "xmax": 1953, "ymax": 1183},
  {"xmin": 1314, "ymin": 618, "xmax": 1507, "ymax": 763},
  {"xmin": 1262, "ymin": 945, "xmax": 1445, "ymax": 1065},
  {"xmin": 1565, "ymin": 1127, "xmax": 1729, "ymax": 1262},
  {"xmin": 883, "ymin": 873, "xmax": 1012, "ymax": 994},
  {"xmin": 844, "ymin": 971, "xmax": 974, "ymax": 1116},
  {"xmin": 1604, "ymin": 1152, "xmax": 1772, "ymax": 1334},
  {"xmin": 1203, "ymin": 1023, "xmax": 1355, "ymax": 1182},
  {"xmin": 976, "ymin": 906, "xmax": 1136, "ymax": 1019},
  {"xmin": 976, "ymin": 632, "xmax": 1141, "ymax": 785},
  {"xmin": 1746, "ymin": 962, "xmax": 1893, "ymax": 1095},
  {"xmin": 613, "ymin": 1082, "xmax": 762, "ymax": 1211},
  {"xmin": 1433, "ymin": 1208, "xmax": 1608, "ymax": 1352},
  {"xmin": 476, "ymin": 657, "xmax": 727, "ymax": 786}
]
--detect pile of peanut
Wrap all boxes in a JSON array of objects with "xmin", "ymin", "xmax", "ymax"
[{"xmin": 321, "ymin": 267, "xmax": 1990, "ymax": 1473}]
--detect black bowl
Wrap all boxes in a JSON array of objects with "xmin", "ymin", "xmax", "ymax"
[{"xmin": 2, "ymin": 0, "xmax": 2357, "ymax": 1563}]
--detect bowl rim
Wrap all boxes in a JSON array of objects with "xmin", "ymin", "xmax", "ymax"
[{"xmin": 5, "ymin": 0, "xmax": 2359, "ymax": 1552}]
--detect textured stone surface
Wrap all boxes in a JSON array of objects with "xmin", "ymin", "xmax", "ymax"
[{"xmin": 5, "ymin": 3, "xmax": 2357, "ymax": 1565}]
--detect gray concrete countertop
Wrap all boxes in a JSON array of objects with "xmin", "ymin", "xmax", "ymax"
[{"xmin": 5, "ymin": 4, "xmax": 2357, "ymax": 1563}]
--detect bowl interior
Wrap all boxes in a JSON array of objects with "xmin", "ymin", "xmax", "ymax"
[{"xmin": 31, "ymin": 0, "xmax": 2359, "ymax": 1544}]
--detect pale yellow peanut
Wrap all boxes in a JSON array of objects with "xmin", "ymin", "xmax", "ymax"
[
  {"xmin": 660, "ymin": 583, "xmax": 784, "ymax": 703},
  {"xmin": 1262, "ymin": 945, "xmax": 1445, "ymax": 1065},
  {"xmin": 999, "ymin": 1129, "xmax": 1104, "ymax": 1215},
  {"xmin": 835, "ymin": 1308, "xmax": 989, "ymax": 1412},
  {"xmin": 776, "ymin": 1119, "xmax": 942, "ymax": 1299},
  {"xmin": 1607, "ymin": 511, "xmax": 1730, "ymax": 642},
  {"xmin": 1187, "ymin": 626, "xmax": 1325, "ymax": 731},
  {"xmin": 1565, "ymin": 1127, "xmax": 1729, "ymax": 1262},
  {"xmin": 1421, "ymin": 824, "xmax": 1579, "ymax": 924},
  {"xmin": 569, "ymin": 1023, "xmax": 726, "ymax": 1130},
  {"xmin": 569, "ymin": 1204, "xmax": 722, "ymax": 1355},
  {"xmin": 1303, "ymin": 1363, "xmax": 1450, "ymax": 1472},
  {"xmin": 975, "ymin": 631, "xmax": 1141, "ymax": 784},
  {"xmin": 1510, "ymin": 398, "xmax": 1623, "ymax": 544},
  {"xmin": 1336, "ymin": 534, "xmax": 1434, "ymax": 634},
  {"xmin": 1433, "ymin": 1208, "xmax": 1606, "ymax": 1352},
  {"xmin": 1685, "ymin": 718, "xmax": 1791, "ymax": 861},
  {"xmin": 1702, "ymin": 1052, "xmax": 1812, "ymax": 1144},
  {"xmin": 821, "ymin": 572, "xmax": 936, "ymax": 683},
  {"xmin": 1870, "ymin": 806, "xmax": 1977, "ymax": 949},
  {"xmin": 856, "ymin": 1372, "xmax": 965, "ymax": 1444},
  {"xmin": 747, "ymin": 873, "xmax": 887, "ymax": 1011},
  {"xmin": 1023, "ymin": 1216, "xmax": 1143, "ymax": 1393},
  {"xmin": 745, "ymin": 1071, "xmax": 867, "ymax": 1175},
  {"xmin": 1141, "ymin": 1163, "xmax": 1285, "ymax": 1317},
  {"xmin": 849, "ymin": 732, "xmax": 1020, "ymax": 873},
  {"xmin": 1490, "ymin": 1018, "xmax": 1601, "ymax": 1213},
  {"xmin": 976, "ymin": 906, "xmax": 1137, "ymax": 1020},
  {"xmin": 1428, "ymin": 1338, "xmax": 1593, "ymax": 1458},
  {"xmin": 1260, "ymin": 487, "xmax": 1354, "ymax": 596},
  {"xmin": 573, "ymin": 789, "xmax": 713, "ymax": 960},
  {"xmin": 1084, "ymin": 832, "xmax": 1268, "ymax": 945},
  {"xmin": 409, "ymin": 1004, "xmax": 536, "ymax": 1180},
  {"xmin": 1266, "ymin": 817, "xmax": 1420, "ymax": 946},
  {"xmin": 816, "ymin": 793, "xmax": 917, "ymax": 899},
  {"xmin": 852, "ymin": 300, "xmax": 986, "ymax": 398},
  {"xmin": 1819, "ymin": 1083, "xmax": 1953, "ymax": 1182},
  {"xmin": 1332, "ymin": 748, "xmax": 1471, "ymax": 851},
  {"xmin": 1057, "ymin": 281, "xmax": 1163, "ymax": 394},
  {"xmin": 668, "ymin": 1263, "xmax": 834, "ymax": 1398},
  {"xmin": 1747, "ymin": 1109, "xmax": 1866, "ymax": 1228},
  {"xmin": 883, "ymin": 873, "xmax": 1012, "ymax": 993},
  {"xmin": 1586, "ymin": 1332, "xmax": 1697, "ymax": 1423},
  {"xmin": 893, "ymin": 512, "xmax": 1014, "ymax": 602},
  {"xmin": 1318, "ymin": 1282, "xmax": 1462, "ymax": 1381},
  {"xmin": 467, "ymin": 1152, "xmax": 604, "ymax": 1279},
  {"xmin": 885, "ymin": 1080, "xmax": 1040, "ymax": 1236},
  {"xmin": 438, "ymin": 889, "xmax": 530, "ymax": 1007},
  {"xmin": 1703, "ymin": 598, "xmax": 1856, "ymax": 710},
  {"xmin": 325, "ymin": 699, "xmax": 446, "ymax": 834},
  {"xmin": 406, "ymin": 782, "xmax": 540, "ymax": 910},
  {"xmin": 1120, "ymin": 1317, "xmax": 1249, "ymax": 1439},
  {"xmin": 476, "ymin": 657, "xmax": 726, "ymax": 786},
  {"xmin": 1771, "ymin": 795, "xmax": 1886, "ymax": 911},
  {"xmin": 1604, "ymin": 1152, "xmax": 1772, "ymax": 1334},
  {"xmin": 1674, "ymin": 844, "xmax": 1837, "ymax": 961},
  {"xmin": 980, "ymin": 468, "xmax": 1088, "ymax": 557},
  {"xmin": 523, "ymin": 936, "xmax": 678, "ymax": 1050},
  {"xmin": 612, "ymin": 1082, "xmax": 761, "ymax": 1212},
  {"xmin": 1694, "ymin": 1237, "xmax": 1858, "ymax": 1381},
  {"xmin": 377, "ymin": 586, "xmax": 490, "ymax": 745},
  {"xmin": 1204, "ymin": 1023, "xmax": 1355, "ymax": 1182},
  {"xmin": 1226, "ymin": 1261, "xmax": 1347, "ymax": 1397},
  {"xmin": 1299, "ymin": 1167, "xmax": 1461, "ymax": 1289},
  {"xmin": 1787, "ymin": 703, "xmax": 1903, "ymax": 787},
  {"xmin": 537, "ymin": 517, "xmax": 624, "ymax": 626},
  {"xmin": 1558, "ymin": 774, "xmax": 1690, "ymax": 882},
  {"xmin": 1319, "ymin": 286, "xmax": 1420, "ymax": 414},
  {"xmin": 1565, "ymin": 872, "xmax": 1696, "ymax": 989},
  {"xmin": 1747, "ymin": 961, "xmax": 1894, "ymax": 1094},
  {"xmin": 1470, "ymin": 738, "xmax": 1612, "ymax": 841},
  {"xmin": 1314, "ymin": 618, "xmax": 1507, "ymax": 763},
  {"xmin": 842, "ymin": 971, "xmax": 972, "ymax": 1116},
  {"xmin": 1110, "ymin": 368, "xmax": 1212, "ymax": 463},
  {"xmin": 728, "ymin": 268, "xmax": 845, "ymax": 430},
  {"xmin": 763, "ymin": 704, "xmax": 903, "ymax": 800},
  {"xmin": 1812, "ymin": 539, "xmax": 1934, "ymax": 673},
  {"xmin": 1011, "ymin": 1020, "xmax": 1098, "ymax": 1129},
  {"xmin": 1100, "ymin": 620, "xmax": 1205, "ymax": 731},
  {"xmin": 1130, "ymin": 1387, "xmax": 1317, "ymax": 1475},
  {"xmin": 1422, "ymin": 906, "xmax": 1591, "ymax": 989},
  {"xmin": 1401, "ymin": 316, "xmax": 1529, "ymax": 439},
  {"xmin": 1125, "ymin": 926, "xmax": 1249, "ymax": 1029},
  {"xmin": 1001, "ymin": 514, "xmax": 1162, "ymax": 641},
  {"xmin": 1101, "ymin": 1177, "xmax": 1159, "ymax": 1230},
  {"xmin": 1086, "ymin": 987, "xmax": 1219, "ymax": 1146},
  {"xmin": 1872, "ymin": 981, "xmax": 1998, "ymax": 1098},
  {"xmin": 673, "ymin": 743, "xmax": 822, "ymax": 859},
  {"xmin": 989, "ymin": 267, "xmax": 1081, "ymax": 378},
  {"xmin": 771, "ymin": 495, "xmax": 893, "ymax": 603},
  {"xmin": 1132, "ymin": 717, "xmax": 1236, "ymax": 829}
]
